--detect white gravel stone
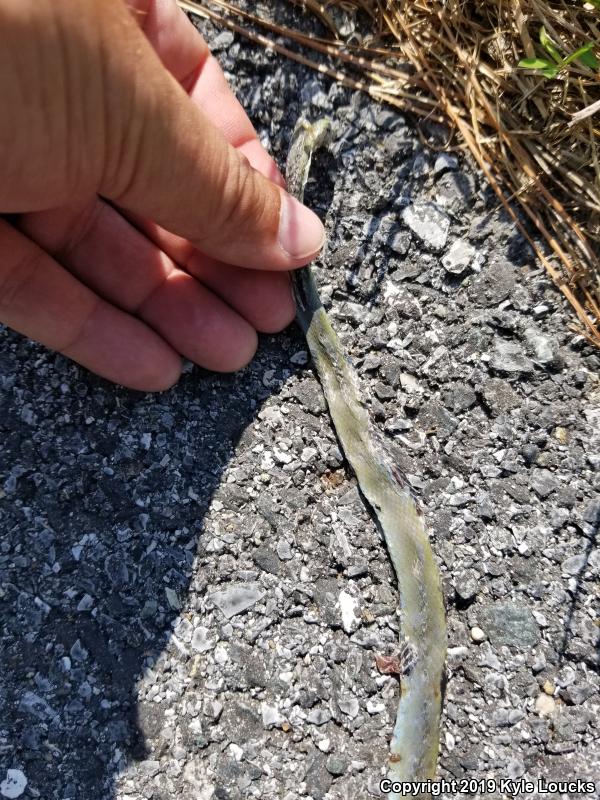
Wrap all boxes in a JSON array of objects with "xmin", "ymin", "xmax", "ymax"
[
  {"xmin": 535, "ymin": 694, "xmax": 556, "ymax": 717},
  {"xmin": 0, "ymin": 770, "xmax": 27, "ymax": 799},
  {"xmin": 300, "ymin": 446, "xmax": 318, "ymax": 463},
  {"xmin": 434, "ymin": 152, "xmax": 459, "ymax": 174},
  {"xmin": 191, "ymin": 626, "xmax": 215, "ymax": 653},
  {"xmin": 442, "ymin": 239, "xmax": 476, "ymax": 274},
  {"xmin": 561, "ymin": 553, "xmax": 587, "ymax": 575},
  {"xmin": 401, "ymin": 202, "xmax": 450, "ymax": 251},
  {"xmin": 277, "ymin": 540, "xmax": 293, "ymax": 560},
  {"xmin": 229, "ymin": 743, "xmax": 244, "ymax": 762},
  {"xmin": 290, "ymin": 350, "xmax": 309, "ymax": 365},
  {"xmin": 208, "ymin": 583, "xmax": 265, "ymax": 619},
  {"xmin": 470, "ymin": 626, "xmax": 487, "ymax": 643},
  {"xmin": 338, "ymin": 590, "xmax": 361, "ymax": 634}
]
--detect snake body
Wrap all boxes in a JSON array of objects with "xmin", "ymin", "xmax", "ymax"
[{"xmin": 286, "ymin": 119, "xmax": 447, "ymax": 796}]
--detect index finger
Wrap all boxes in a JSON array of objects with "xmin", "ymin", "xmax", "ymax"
[{"xmin": 128, "ymin": 0, "xmax": 283, "ymax": 182}]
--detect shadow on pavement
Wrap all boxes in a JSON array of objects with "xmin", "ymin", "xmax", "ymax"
[{"xmin": 0, "ymin": 329, "xmax": 298, "ymax": 799}]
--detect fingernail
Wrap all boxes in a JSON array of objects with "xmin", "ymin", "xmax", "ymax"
[{"xmin": 278, "ymin": 191, "xmax": 326, "ymax": 260}]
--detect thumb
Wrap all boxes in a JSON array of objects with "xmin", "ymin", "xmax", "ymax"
[{"xmin": 98, "ymin": 4, "xmax": 325, "ymax": 270}]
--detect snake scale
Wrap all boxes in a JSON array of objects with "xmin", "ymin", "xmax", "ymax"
[{"xmin": 285, "ymin": 119, "xmax": 447, "ymax": 798}]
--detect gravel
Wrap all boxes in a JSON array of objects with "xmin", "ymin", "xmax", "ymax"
[
  {"xmin": 1, "ymin": 3, "xmax": 599, "ymax": 799},
  {"xmin": 401, "ymin": 203, "xmax": 451, "ymax": 252}
]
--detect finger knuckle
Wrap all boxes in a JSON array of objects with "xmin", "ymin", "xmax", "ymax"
[
  {"xmin": 216, "ymin": 152, "xmax": 271, "ymax": 239},
  {"xmin": 53, "ymin": 201, "xmax": 105, "ymax": 261},
  {"xmin": 0, "ymin": 244, "xmax": 43, "ymax": 317}
]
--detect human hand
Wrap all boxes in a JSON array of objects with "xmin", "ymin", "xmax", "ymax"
[{"xmin": 0, "ymin": 0, "xmax": 325, "ymax": 390}]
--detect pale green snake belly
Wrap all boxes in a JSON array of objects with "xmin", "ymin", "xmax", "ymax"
[{"xmin": 286, "ymin": 119, "xmax": 447, "ymax": 798}]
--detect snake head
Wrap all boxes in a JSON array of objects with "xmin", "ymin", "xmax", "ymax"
[
  {"xmin": 292, "ymin": 117, "xmax": 331, "ymax": 151},
  {"xmin": 287, "ymin": 117, "xmax": 332, "ymax": 202},
  {"xmin": 310, "ymin": 118, "xmax": 331, "ymax": 145}
]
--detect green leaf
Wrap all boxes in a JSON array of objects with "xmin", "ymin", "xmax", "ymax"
[
  {"xmin": 539, "ymin": 26, "xmax": 562, "ymax": 63},
  {"xmin": 540, "ymin": 65, "xmax": 559, "ymax": 78},
  {"xmin": 579, "ymin": 48, "xmax": 600, "ymax": 69},
  {"xmin": 518, "ymin": 57, "xmax": 553, "ymax": 69},
  {"xmin": 518, "ymin": 57, "xmax": 558, "ymax": 77},
  {"xmin": 561, "ymin": 42, "xmax": 594, "ymax": 67}
]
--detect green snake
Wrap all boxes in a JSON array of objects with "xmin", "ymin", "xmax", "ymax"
[{"xmin": 286, "ymin": 119, "xmax": 447, "ymax": 797}]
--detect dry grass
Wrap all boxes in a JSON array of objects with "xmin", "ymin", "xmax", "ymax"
[{"xmin": 179, "ymin": 0, "xmax": 600, "ymax": 347}]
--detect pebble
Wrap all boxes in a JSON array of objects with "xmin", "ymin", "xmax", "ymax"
[
  {"xmin": 300, "ymin": 446, "xmax": 318, "ymax": 463},
  {"xmin": 366, "ymin": 699, "xmax": 385, "ymax": 714},
  {"xmin": 300, "ymin": 78, "xmax": 329, "ymax": 108},
  {"xmin": 391, "ymin": 229, "xmax": 411, "ymax": 255},
  {"xmin": 401, "ymin": 202, "xmax": 450, "ymax": 251},
  {"xmin": 210, "ymin": 30, "xmax": 234, "ymax": 51},
  {"xmin": 276, "ymin": 540, "xmax": 293, "ymax": 560},
  {"xmin": 103, "ymin": 554, "xmax": 129, "ymax": 589},
  {"xmin": 290, "ymin": 350, "xmax": 309, "ymax": 365},
  {"xmin": 531, "ymin": 653, "xmax": 546, "ymax": 673},
  {"xmin": 18, "ymin": 691, "xmax": 56, "ymax": 721},
  {"xmin": 304, "ymin": 755, "xmax": 333, "ymax": 800},
  {"xmin": 535, "ymin": 694, "xmax": 556, "ymax": 717},
  {"xmin": 306, "ymin": 708, "xmax": 332, "ymax": 726},
  {"xmin": 3, "ymin": 474, "xmax": 17, "ymax": 494},
  {"xmin": 532, "ymin": 303, "xmax": 550, "ymax": 317},
  {"xmin": 76, "ymin": 594, "xmax": 94, "ymax": 612},
  {"xmin": 338, "ymin": 591, "xmax": 361, "ymax": 634},
  {"xmin": 489, "ymin": 340, "xmax": 534, "ymax": 374},
  {"xmin": 191, "ymin": 626, "xmax": 214, "ymax": 654},
  {"xmin": 583, "ymin": 498, "xmax": 600, "ymax": 526},
  {"xmin": 478, "ymin": 602, "xmax": 540, "ymax": 649},
  {"xmin": 561, "ymin": 683, "xmax": 596, "ymax": 705},
  {"xmin": 530, "ymin": 468, "xmax": 558, "ymax": 499},
  {"xmin": 555, "ymin": 665, "xmax": 576, "ymax": 687},
  {"xmin": 0, "ymin": 771, "xmax": 27, "ymax": 799},
  {"xmin": 433, "ymin": 152, "xmax": 459, "ymax": 175},
  {"xmin": 165, "ymin": 587, "xmax": 181, "ymax": 610},
  {"xmin": 506, "ymin": 758, "xmax": 525, "ymax": 780},
  {"xmin": 326, "ymin": 755, "xmax": 349, "ymax": 776},
  {"xmin": 399, "ymin": 372, "xmax": 422, "ymax": 393},
  {"xmin": 470, "ymin": 626, "xmax": 487, "ymax": 643},
  {"xmin": 262, "ymin": 704, "xmax": 286, "ymax": 729},
  {"xmin": 337, "ymin": 695, "xmax": 360, "ymax": 718},
  {"xmin": 203, "ymin": 699, "xmax": 223, "ymax": 721},
  {"xmin": 456, "ymin": 574, "xmax": 479, "ymax": 602},
  {"xmin": 442, "ymin": 239, "xmax": 475, "ymax": 274},
  {"xmin": 520, "ymin": 444, "xmax": 539, "ymax": 465},
  {"xmin": 524, "ymin": 327, "xmax": 556, "ymax": 366},
  {"xmin": 273, "ymin": 447, "xmax": 293, "ymax": 465},
  {"xmin": 561, "ymin": 553, "xmax": 587, "ymax": 576},
  {"xmin": 70, "ymin": 639, "xmax": 88, "ymax": 662},
  {"xmin": 208, "ymin": 583, "xmax": 265, "ymax": 619},
  {"xmin": 447, "ymin": 646, "xmax": 469, "ymax": 662},
  {"xmin": 551, "ymin": 424, "xmax": 568, "ymax": 443}
]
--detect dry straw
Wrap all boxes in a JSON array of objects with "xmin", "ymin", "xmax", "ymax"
[{"xmin": 178, "ymin": 0, "xmax": 600, "ymax": 347}]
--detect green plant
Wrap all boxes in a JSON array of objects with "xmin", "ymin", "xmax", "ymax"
[{"xmin": 518, "ymin": 25, "xmax": 599, "ymax": 77}]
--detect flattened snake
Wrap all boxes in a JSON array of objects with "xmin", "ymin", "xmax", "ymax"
[{"xmin": 286, "ymin": 118, "xmax": 447, "ymax": 797}]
